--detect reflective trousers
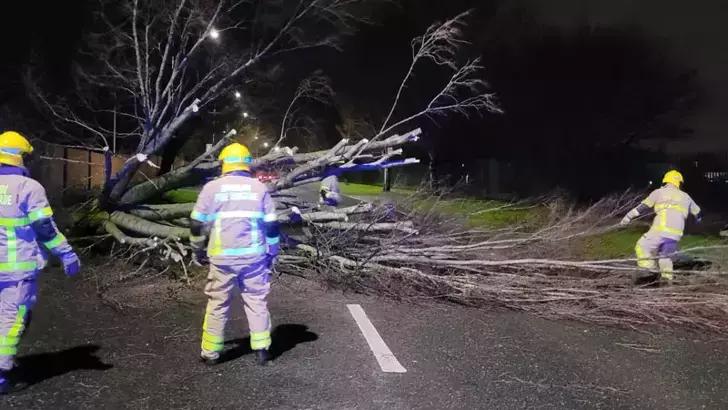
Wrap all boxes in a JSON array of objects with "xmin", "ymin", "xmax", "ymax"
[
  {"xmin": 0, "ymin": 278, "xmax": 37, "ymax": 371},
  {"xmin": 635, "ymin": 231, "xmax": 678, "ymax": 280},
  {"xmin": 201, "ymin": 261, "xmax": 272, "ymax": 359}
]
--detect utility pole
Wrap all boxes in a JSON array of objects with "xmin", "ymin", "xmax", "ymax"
[
  {"xmin": 382, "ymin": 147, "xmax": 392, "ymax": 192},
  {"xmin": 210, "ymin": 109, "xmax": 220, "ymax": 144}
]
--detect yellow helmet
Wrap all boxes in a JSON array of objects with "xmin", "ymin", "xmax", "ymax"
[
  {"xmin": 218, "ymin": 142, "xmax": 252, "ymax": 174},
  {"xmin": 0, "ymin": 131, "xmax": 34, "ymax": 167},
  {"xmin": 662, "ymin": 170, "xmax": 684, "ymax": 188}
]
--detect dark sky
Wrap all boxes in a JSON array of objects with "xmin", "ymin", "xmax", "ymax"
[
  {"xmin": 521, "ymin": 0, "xmax": 728, "ymax": 154},
  {"xmin": 2, "ymin": 0, "xmax": 726, "ymax": 155}
]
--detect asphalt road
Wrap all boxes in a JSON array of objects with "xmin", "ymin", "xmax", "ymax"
[
  {"xmin": 3, "ymin": 187, "xmax": 728, "ymax": 409},
  {"xmin": 2, "ymin": 269, "xmax": 728, "ymax": 410}
]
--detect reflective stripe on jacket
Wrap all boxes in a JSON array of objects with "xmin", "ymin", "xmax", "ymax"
[
  {"xmin": 191, "ymin": 173, "xmax": 277, "ymax": 266},
  {"xmin": 641, "ymin": 184, "xmax": 701, "ymax": 240},
  {"xmin": 319, "ymin": 175, "xmax": 341, "ymax": 204},
  {"xmin": 0, "ymin": 173, "xmax": 67, "ymax": 280}
]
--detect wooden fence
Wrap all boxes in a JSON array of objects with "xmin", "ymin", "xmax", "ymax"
[{"xmin": 31, "ymin": 143, "xmax": 187, "ymax": 199}]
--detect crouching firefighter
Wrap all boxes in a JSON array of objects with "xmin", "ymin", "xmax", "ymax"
[
  {"xmin": 0, "ymin": 131, "xmax": 80, "ymax": 394},
  {"xmin": 620, "ymin": 170, "xmax": 701, "ymax": 285},
  {"xmin": 319, "ymin": 175, "xmax": 341, "ymax": 207},
  {"xmin": 190, "ymin": 143, "xmax": 279, "ymax": 366}
]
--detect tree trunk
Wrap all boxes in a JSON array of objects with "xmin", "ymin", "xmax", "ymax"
[{"xmin": 159, "ymin": 136, "xmax": 187, "ymax": 176}]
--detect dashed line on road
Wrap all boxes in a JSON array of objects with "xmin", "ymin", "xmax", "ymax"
[{"xmin": 347, "ymin": 304, "xmax": 407, "ymax": 373}]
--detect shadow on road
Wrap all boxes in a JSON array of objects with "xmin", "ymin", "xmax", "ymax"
[
  {"xmin": 11, "ymin": 344, "xmax": 113, "ymax": 387},
  {"xmin": 219, "ymin": 324, "xmax": 318, "ymax": 364}
]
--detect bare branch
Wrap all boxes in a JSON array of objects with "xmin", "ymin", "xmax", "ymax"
[{"xmin": 276, "ymin": 72, "xmax": 334, "ymax": 149}]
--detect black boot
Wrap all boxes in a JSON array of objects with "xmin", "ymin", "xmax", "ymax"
[
  {"xmin": 0, "ymin": 375, "xmax": 8, "ymax": 395},
  {"xmin": 256, "ymin": 349, "xmax": 271, "ymax": 366},
  {"xmin": 0, "ymin": 372, "xmax": 27, "ymax": 395},
  {"xmin": 199, "ymin": 355, "xmax": 220, "ymax": 366}
]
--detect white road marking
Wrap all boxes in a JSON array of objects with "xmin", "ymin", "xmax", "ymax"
[{"xmin": 347, "ymin": 304, "xmax": 407, "ymax": 373}]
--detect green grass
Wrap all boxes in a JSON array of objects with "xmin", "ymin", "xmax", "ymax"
[
  {"xmin": 339, "ymin": 183, "xmax": 548, "ymax": 229},
  {"xmin": 339, "ymin": 183, "xmax": 725, "ymax": 259},
  {"xmin": 339, "ymin": 182, "xmax": 415, "ymax": 197},
  {"xmin": 577, "ymin": 226, "xmax": 724, "ymax": 259},
  {"xmin": 162, "ymin": 187, "xmax": 201, "ymax": 203},
  {"xmin": 413, "ymin": 198, "xmax": 548, "ymax": 229}
]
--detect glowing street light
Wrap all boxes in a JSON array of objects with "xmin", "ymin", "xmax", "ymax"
[
  {"xmin": 234, "ymin": 91, "xmax": 241, "ymax": 99},
  {"xmin": 254, "ymin": 136, "xmax": 259, "ymax": 140},
  {"xmin": 209, "ymin": 28, "xmax": 220, "ymax": 40},
  {"xmin": 263, "ymin": 142, "xmax": 269, "ymax": 148},
  {"xmin": 242, "ymin": 111, "xmax": 249, "ymax": 118}
]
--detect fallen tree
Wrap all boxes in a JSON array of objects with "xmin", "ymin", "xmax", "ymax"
[
  {"xmin": 31, "ymin": 2, "xmax": 728, "ymax": 334},
  {"xmin": 277, "ymin": 189, "xmax": 728, "ymax": 334},
  {"xmin": 30, "ymin": 7, "xmax": 498, "ymax": 253}
]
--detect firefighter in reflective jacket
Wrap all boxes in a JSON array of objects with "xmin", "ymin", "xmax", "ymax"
[
  {"xmin": 319, "ymin": 175, "xmax": 341, "ymax": 206},
  {"xmin": 190, "ymin": 143, "xmax": 279, "ymax": 366},
  {"xmin": 620, "ymin": 170, "xmax": 701, "ymax": 285},
  {"xmin": 0, "ymin": 131, "xmax": 80, "ymax": 394}
]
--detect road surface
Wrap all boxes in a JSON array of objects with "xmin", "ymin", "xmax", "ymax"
[
  {"xmin": 3, "ymin": 186, "xmax": 728, "ymax": 409},
  {"xmin": 2, "ymin": 269, "xmax": 728, "ymax": 410}
]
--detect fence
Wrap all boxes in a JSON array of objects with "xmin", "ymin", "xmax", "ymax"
[
  {"xmin": 30, "ymin": 142, "xmax": 186, "ymax": 201},
  {"xmin": 27, "ymin": 144, "xmax": 728, "ymax": 205}
]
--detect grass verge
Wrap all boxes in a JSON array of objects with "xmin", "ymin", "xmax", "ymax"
[
  {"xmin": 339, "ymin": 182, "xmax": 416, "ymax": 197},
  {"xmin": 341, "ymin": 183, "xmax": 725, "ymax": 259}
]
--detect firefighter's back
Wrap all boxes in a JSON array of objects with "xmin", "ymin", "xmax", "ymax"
[
  {"xmin": 648, "ymin": 185, "xmax": 696, "ymax": 239},
  {"xmin": 199, "ymin": 174, "xmax": 270, "ymax": 266}
]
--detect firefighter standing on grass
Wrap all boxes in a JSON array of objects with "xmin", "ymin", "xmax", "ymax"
[
  {"xmin": 190, "ymin": 143, "xmax": 279, "ymax": 366},
  {"xmin": 620, "ymin": 170, "xmax": 701, "ymax": 285},
  {"xmin": 0, "ymin": 131, "xmax": 80, "ymax": 394}
]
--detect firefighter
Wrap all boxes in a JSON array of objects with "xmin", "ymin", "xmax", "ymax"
[
  {"xmin": 620, "ymin": 170, "xmax": 701, "ymax": 285},
  {"xmin": 190, "ymin": 143, "xmax": 279, "ymax": 366},
  {"xmin": 319, "ymin": 175, "xmax": 341, "ymax": 207},
  {"xmin": 0, "ymin": 131, "xmax": 80, "ymax": 394}
]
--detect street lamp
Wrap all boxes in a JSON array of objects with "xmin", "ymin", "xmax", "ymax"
[
  {"xmin": 242, "ymin": 111, "xmax": 249, "ymax": 118},
  {"xmin": 263, "ymin": 142, "xmax": 269, "ymax": 148},
  {"xmin": 209, "ymin": 28, "xmax": 220, "ymax": 40},
  {"xmin": 234, "ymin": 91, "xmax": 241, "ymax": 99}
]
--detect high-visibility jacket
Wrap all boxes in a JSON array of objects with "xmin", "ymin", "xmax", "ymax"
[
  {"xmin": 0, "ymin": 166, "xmax": 72, "ymax": 281},
  {"xmin": 634, "ymin": 184, "xmax": 701, "ymax": 240},
  {"xmin": 190, "ymin": 171, "xmax": 279, "ymax": 266},
  {"xmin": 320, "ymin": 175, "xmax": 341, "ymax": 206}
]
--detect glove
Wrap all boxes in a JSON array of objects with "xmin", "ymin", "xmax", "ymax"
[
  {"xmin": 61, "ymin": 252, "xmax": 81, "ymax": 276},
  {"xmin": 192, "ymin": 249, "xmax": 208, "ymax": 266},
  {"xmin": 620, "ymin": 216, "xmax": 631, "ymax": 227},
  {"xmin": 37, "ymin": 250, "xmax": 48, "ymax": 271}
]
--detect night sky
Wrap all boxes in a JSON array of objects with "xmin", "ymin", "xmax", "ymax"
[
  {"xmin": 524, "ymin": 0, "xmax": 728, "ymax": 153},
  {"xmin": 1, "ymin": 0, "xmax": 726, "ymax": 154}
]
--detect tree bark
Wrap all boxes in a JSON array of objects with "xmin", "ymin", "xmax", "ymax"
[{"xmin": 159, "ymin": 135, "xmax": 187, "ymax": 176}]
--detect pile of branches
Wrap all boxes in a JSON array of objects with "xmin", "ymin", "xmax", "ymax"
[
  {"xmin": 78, "ymin": 141, "xmax": 728, "ymax": 333},
  {"xmin": 75, "ymin": 128, "xmax": 422, "ymax": 256},
  {"xmin": 277, "ymin": 189, "xmax": 728, "ymax": 334}
]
